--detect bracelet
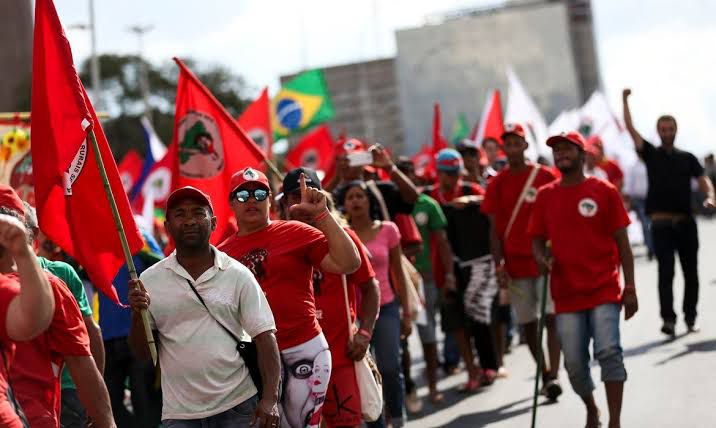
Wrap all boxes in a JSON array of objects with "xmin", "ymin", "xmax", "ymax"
[
  {"xmin": 357, "ymin": 328, "xmax": 372, "ymax": 340},
  {"xmin": 314, "ymin": 209, "xmax": 330, "ymax": 223}
]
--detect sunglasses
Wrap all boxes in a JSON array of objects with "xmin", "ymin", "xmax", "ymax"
[{"xmin": 231, "ymin": 188, "xmax": 269, "ymax": 203}]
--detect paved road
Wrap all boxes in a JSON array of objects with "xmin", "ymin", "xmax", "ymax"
[{"xmin": 404, "ymin": 218, "xmax": 716, "ymax": 427}]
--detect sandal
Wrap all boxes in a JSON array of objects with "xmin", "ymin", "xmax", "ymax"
[{"xmin": 458, "ymin": 377, "xmax": 481, "ymax": 393}]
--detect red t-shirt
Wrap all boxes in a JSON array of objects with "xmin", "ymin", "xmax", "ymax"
[
  {"xmin": 219, "ymin": 220, "xmax": 329, "ymax": 350},
  {"xmin": 0, "ymin": 276, "xmax": 21, "ymax": 428},
  {"xmin": 427, "ymin": 181, "xmax": 484, "ymax": 205},
  {"xmin": 528, "ymin": 177, "xmax": 630, "ymax": 313},
  {"xmin": 10, "ymin": 273, "xmax": 91, "ymax": 428},
  {"xmin": 314, "ymin": 229, "xmax": 375, "ymax": 368},
  {"xmin": 599, "ymin": 159, "xmax": 624, "ymax": 188},
  {"xmin": 482, "ymin": 165, "xmax": 557, "ymax": 278}
]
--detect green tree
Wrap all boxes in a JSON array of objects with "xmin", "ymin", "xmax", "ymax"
[{"xmin": 77, "ymin": 54, "xmax": 251, "ymax": 160}]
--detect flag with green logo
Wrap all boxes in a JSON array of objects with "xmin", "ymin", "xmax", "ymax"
[{"xmin": 271, "ymin": 69, "xmax": 335, "ymax": 138}]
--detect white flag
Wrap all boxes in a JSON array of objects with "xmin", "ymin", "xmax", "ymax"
[{"xmin": 505, "ymin": 66, "xmax": 549, "ymax": 160}]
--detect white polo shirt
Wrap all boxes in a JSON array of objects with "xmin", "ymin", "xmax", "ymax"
[{"xmin": 141, "ymin": 246, "xmax": 276, "ymax": 420}]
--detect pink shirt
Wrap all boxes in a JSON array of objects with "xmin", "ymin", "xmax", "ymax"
[{"xmin": 364, "ymin": 222, "xmax": 401, "ymax": 306}]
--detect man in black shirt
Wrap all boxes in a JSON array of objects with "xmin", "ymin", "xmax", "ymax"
[{"xmin": 623, "ymin": 88, "xmax": 716, "ymax": 336}]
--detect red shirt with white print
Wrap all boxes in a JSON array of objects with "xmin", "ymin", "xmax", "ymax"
[
  {"xmin": 481, "ymin": 164, "xmax": 557, "ymax": 278},
  {"xmin": 219, "ymin": 220, "xmax": 329, "ymax": 350},
  {"xmin": 528, "ymin": 177, "xmax": 630, "ymax": 313}
]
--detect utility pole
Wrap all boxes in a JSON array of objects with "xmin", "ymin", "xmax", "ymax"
[
  {"xmin": 68, "ymin": 0, "xmax": 102, "ymax": 109},
  {"xmin": 127, "ymin": 25, "xmax": 154, "ymax": 122}
]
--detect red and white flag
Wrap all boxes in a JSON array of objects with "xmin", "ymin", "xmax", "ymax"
[{"xmin": 31, "ymin": 0, "xmax": 143, "ymax": 303}]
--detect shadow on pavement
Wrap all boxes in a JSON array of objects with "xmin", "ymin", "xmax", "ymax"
[
  {"xmin": 655, "ymin": 338, "xmax": 716, "ymax": 366},
  {"xmin": 430, "ymin": 396, "xmax": 534, "ymax": 428},
  {"xmin": 622, "ymin": 333, "xmax": 688, "ymax": 359}
]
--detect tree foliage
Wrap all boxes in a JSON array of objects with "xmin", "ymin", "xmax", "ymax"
[{"xmin": 77, "ymin": 54, "xmax": 251, "ymax": 160}]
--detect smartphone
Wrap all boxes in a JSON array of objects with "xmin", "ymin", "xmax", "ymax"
[{"xmin": 347, "ymin": 151, "xmax": 373, "ymax": 167}]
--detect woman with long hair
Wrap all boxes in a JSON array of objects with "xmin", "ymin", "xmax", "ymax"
[{"xmin": 337, "ymin": 181, "xmax": 413, "ymax": 428}]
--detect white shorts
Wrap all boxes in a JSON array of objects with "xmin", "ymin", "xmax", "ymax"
[{"xmin": 509, "ymin": 276, "xmax": 555, "ymax": 325}]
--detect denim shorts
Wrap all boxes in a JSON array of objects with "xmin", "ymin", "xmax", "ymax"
[{"xmin": 556, "ymin": 303, "xmax": 627, "ymax": 397}]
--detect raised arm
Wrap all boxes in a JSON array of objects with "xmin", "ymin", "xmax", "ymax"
[
  {"xmin": 4, "ymin": 215, "xmax": 54, "ymax": 341},
  {"xmin": 622, "ymin": 89, "xmax": 645, "ymax": 152},
  {"xmin": 371, "ymin": 145, "xmax": 419, "ymax": 204}
]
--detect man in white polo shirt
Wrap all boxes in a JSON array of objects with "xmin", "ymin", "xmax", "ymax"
[{"xmin": 128, "ymin": 186, "xmax": 280, "ymax": 428}]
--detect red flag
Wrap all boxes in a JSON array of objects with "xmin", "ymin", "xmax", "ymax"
[
  {"xmin": 412, "ymin": 144, "xmax": 435, "ymax": 180},
  {"xmin": 432, "ymin": 103, "xmax": 448, "ymax": 154},
  {"xmin": 285, "ymin": 125, "xmax": 335, "ymax": 173},
  {"xmin": 118, "ymin": 149, "xmax": 143, "ymax": 194},
  {"xmin": 31, "ymin": 0, "xmax": 143, "ymax": 303},
  {"xmin": 471, "ymin": 89, "xmax": 504, "ymax": 144},
  {"xmin": 171, "ymin": 58, "xmax": 266, "ymax": 244},
  {"xmin": 131, "ymin": 144, "xmax": 175, "ymax": 214},
  {"xmin": 237, "ymin": 87, "xmax": 273, "ymax": 160}
]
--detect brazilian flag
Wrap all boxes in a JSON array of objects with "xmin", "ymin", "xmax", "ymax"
[
  {"xmin": 451, "ymin": 113, "xmax": 470, "ymax": 146},
  {"xmin": 272, "ymin": 69, "xmax": 335, "ymax": 138}
]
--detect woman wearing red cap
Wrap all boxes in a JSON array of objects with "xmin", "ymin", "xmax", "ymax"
[{"xmin": 219, "ymin": 168, "xmax": 360, "ymax": 428}]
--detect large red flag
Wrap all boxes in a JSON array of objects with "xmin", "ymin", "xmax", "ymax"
[
  {"xmin": 237, "ymin": 87, "xmax": 273, "ymax": 160},
  {"xmin": 471, "ymin": 89, "xmax": 504, "ymax": 144},
  {"xmin": 118, "ymin": 149, "xmax": 143, "ymax": 194},
  {"xmin": 171, "ymin": 58, "xmax": 266, "ymax": 244},
  {"xmin": 131, "ymin": 144, "xmax": 175, "ymax": 214},
  {"xmin": 432, "ymin": 103, "xmax": 448, "ymax": 154},
  {"xmin": 285, "ymin": 125, "xmax": 335, "ymax": 173},
  {"xmin": 31, "ymin": 0, "xmax": 143, "ymax": 303}
]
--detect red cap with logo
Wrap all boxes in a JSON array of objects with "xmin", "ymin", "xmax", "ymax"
[
  {"xmin": 546, "ymin": 131, "xmax": 587, "ymax": 150},
  {"xmin": 335, "ymin": 138, "xmax": 366, "ymax": 155},
  {"xmin": 166, "ymin": 186, "xmax": 213, "ymax": 212},
  {"xmin": 501, "ymin": 123, "xmax": 526, "ymax": 140},
  {"xmin": 0, "ymin": 185, "xmax": 25, "ymax": 216},
  {"xmin": 230, "ymin": 167, "xmax": 270, "ymax": 194}
]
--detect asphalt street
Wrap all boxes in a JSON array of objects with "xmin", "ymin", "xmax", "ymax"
[{"xmin": 403, "ymin": 217, "xmax": 716, "ymax": 428}]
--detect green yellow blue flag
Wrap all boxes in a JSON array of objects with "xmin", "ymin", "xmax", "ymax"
[
  {"xmin": 451, "ymin": 113, "xmax": 470, "ymax": 146},
  {"xmin": 272, "ymin": 69, "xmax": 335, "ymax": 138}
]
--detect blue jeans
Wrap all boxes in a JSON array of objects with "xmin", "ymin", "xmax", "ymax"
[
  {"xmin": 163, "ymin": 395, "xmax": 258, "ymax": 428},
  {"xmin": 367, "ymin": 300, "xmax": 405, "ymax": 428},
  {"xmin": 556, "ymin": 303, "xmax": 627, "ymax": 398}
]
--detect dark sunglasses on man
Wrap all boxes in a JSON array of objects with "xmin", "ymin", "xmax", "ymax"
[{"xmin": 231, "ymin": 188, "xmax": 269, "ymax": 203}]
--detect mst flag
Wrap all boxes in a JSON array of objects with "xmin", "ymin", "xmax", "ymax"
[
  {"xmin": 238, "ymin": 87, "xmax": 273, "ymax": 159},
  {"xmin": 272, "ymin": 69, "xmax": 335, "ymax": 138},
  {"xmin": 432, "ymin": 102, "xmax": 448, "ymax": 154},
  {"xmin": 472, "ymin": 89, "xmax": 505, "ymax": 145},
  {"xmin": 118, "ymin": 149, "xmax": 143, "ymax": 193},
  {"xmin": 31, "ymin": 0, "xmax": 143, "ymax": 303},
  {"xmin": 285, "ymin": 125, "xmax": 334, "ymax": 173},
  {"xmin": 172, "ymin": 58, "xmax": 265, "ymax": 244}
]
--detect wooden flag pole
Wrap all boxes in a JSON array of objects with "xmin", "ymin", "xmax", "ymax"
[
  {"xmin": 263, "ymin": 157, "xmax": 285, "ymax": 181},
  {"xmin": 87, "ymin": 128, "xmax": 157, "ymax": 365}
]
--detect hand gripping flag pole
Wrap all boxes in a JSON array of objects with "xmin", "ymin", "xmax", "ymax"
[{"xmin": 88, "ymin": 128, "xmax": 157, "ymax": 365}]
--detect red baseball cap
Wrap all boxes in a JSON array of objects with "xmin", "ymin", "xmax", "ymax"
[
  {"xmin": 587, "ymin": 135, "xmax": 604, "ymax": 150},
  {"xmin": 0, "ymin": 185, "xmax": 25, "ymax": 216},
  {"xmin": 546, "ymin": 131, "xmax": 586, "ymax": 150},
  {"xmin": 336, "ymin": 138, "xmax": 366, "ymax": 155},
  {"xmin": 166, "ymin": 186, "xmax": 213, "ymax": 212},
  {"xmin": 229, "ymin": 167, "xmax": 270, "ymax": 194},
  {"xmin": 501, "ymin": 123, "xmax": 526, "ymax": 140}
]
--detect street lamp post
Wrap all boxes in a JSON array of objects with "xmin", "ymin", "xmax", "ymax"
[{"xmin": 127, "ymin": 25, "xmax": 154, "ymax": 123}]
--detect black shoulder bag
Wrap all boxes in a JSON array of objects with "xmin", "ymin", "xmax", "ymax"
[{"xmin": 185, "ymin": 279, "xmax": 263, "ymax": 397}]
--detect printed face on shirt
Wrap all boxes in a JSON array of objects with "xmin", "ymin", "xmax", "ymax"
[
  {"xmin": 165, "ymin": 199, "xmax": 216, "ymax": 249},
  {"xmin": 344, "ymin": 185, "xmax": 370, "ymax": 219},
  {"xmin": 310, "ymin": 362, "xmax": 331, "ymax": 395},
  {"xmin": 230, "ymin": 182, "xmax": 271, "ymax": 229},
  {"xmin": 552, "ymin": 141, "xmax": 584, "ymax": 174}
]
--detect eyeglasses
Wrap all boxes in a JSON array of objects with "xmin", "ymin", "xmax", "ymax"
[{"xmin": 231, "ymin": 188, "xmax": 269, "ymax": 203}]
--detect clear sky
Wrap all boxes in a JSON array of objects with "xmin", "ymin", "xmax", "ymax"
[{"xmin": 55, "ymin": 0, "xmax": 716, "ymax": 157}]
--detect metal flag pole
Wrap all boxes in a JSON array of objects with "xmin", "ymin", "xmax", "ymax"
[
  {"xmin": 87, "ymin": 128, "xmax": 157, "ymax": 365},
  {"xmin": 531, "ymin": 251, "xmax": 551, "ymax": 428}
]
